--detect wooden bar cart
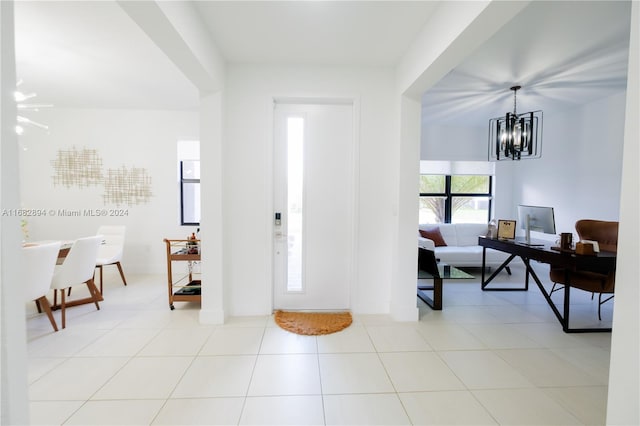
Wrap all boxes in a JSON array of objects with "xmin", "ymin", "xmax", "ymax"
[{"xmin": 163, "ymin": 238, "xmax": 201, "ymax": 310}]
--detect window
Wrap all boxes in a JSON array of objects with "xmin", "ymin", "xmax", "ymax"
[
  {"xmin": 180, "ymin": 160, "xmax": 200, "ymax": 225},
  {"xmin": 178, "ymin": 141, "xmax": 200, "ymax": 226},
  {"xmin": 419, "ymin": 175, "xmax": 492, "ymax": 224}
]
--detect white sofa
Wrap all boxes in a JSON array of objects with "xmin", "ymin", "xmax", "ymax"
[{"xmin": 418, "ymin": 223, "xmax": 511, "ymax": 269}]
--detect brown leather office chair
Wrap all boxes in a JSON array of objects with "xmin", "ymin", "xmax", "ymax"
[{"xmin": 549, "ymin": 219, "xmax": 618, "ymax": 320}]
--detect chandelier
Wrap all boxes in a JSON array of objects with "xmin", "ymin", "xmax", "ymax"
[
  {"xmin": 14, "ymin": 80, "xmax": 51, "ymax": 135},
  {"xmin": 488, "ymin": 85, "xmax": 542, "ymax": 161}
]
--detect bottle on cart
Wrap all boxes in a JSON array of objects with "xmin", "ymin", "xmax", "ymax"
[{"xmin": 187, "ymin": 232, "xmax": 198, "ymax": 254}]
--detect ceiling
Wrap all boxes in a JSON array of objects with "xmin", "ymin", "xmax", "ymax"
[
  {"xmin": 193, "ymin": 1, "xmax": 439, "ymax": 67},
  {"xmin": 13, "ymin": 1, "xmax": 631, "ymax": 124},
  {"xmin": 14, "ymin": 1, "xmax": 199, "ymax": 110},
  {"xmin": 421, "ymin": 1, "xmax": 631, "ymax": 126}
]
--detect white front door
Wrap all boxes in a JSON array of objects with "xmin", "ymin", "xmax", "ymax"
[{"xmin": 273, "ymin": 102, "xmax": 354, "ymax": 310}]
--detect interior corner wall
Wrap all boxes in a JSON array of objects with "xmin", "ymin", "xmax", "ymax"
[
  {"xmin": 18, "ymin": 108, "xmax": 199, "ymax": 274},
  {"xmin": 509, "ymin": 91, "xmax": 626, "ymax": 232},
  {"xmin": 223, "ymin": 65, "xmax": 398, "ymax": 317}
]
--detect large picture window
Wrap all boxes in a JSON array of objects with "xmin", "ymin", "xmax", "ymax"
[{"xmin": 419, "ymin": 174, "xmax": 492, "ymax": 224}]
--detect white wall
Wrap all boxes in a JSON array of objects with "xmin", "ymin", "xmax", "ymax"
[
  {"xmin": 19, "ymin": 108, "xmax": 199, "ymax": 274},
  {"xmin": 421, "ymin": 124, "xmax": 486, "ymax": 161},
  {"xmin": 223, "ymin": 65, "xmax": 398, "ymax": 316},
  {"xmin": 510, "ymin": 91, "xmax": 626, "ymax": 233}
]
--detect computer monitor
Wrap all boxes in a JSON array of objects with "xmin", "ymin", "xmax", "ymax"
[{"xmin": 517, "ymin": 205, "xmax": 556, "ymax": 236}]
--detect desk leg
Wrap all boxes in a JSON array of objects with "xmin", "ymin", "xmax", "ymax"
[
  {"xmin": 563, "ymin": 271, "xmax": 571, "ymax": 333},
  {"xmin": 524, "ymin": 261, "xmax": 564, "ymax": 325},
  {"xmin": 481, "ymin": 254, "xmax": 520, "ymax": 290},
  {"xmin": 481, "ymin": 247, "xmax": 486, "ymax": 285}
]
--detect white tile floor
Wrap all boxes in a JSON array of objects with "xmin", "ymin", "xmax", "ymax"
[{"xmin": 26, "ymin": 262, "xmax": 612, "ymax": 425}]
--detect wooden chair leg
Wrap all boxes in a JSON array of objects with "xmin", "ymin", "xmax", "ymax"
[
  {"xmin": 97, "ymin": 265, "xmax": 103, "ymax": 294},
  {"xmin": 85, "ymin": 279, "xmax": 101, "ymax": 310},
  {"xmin": 116, "ymin": 262, "xmax": 127, "ymax": 286},
  {"xmin": 61, "ymin": 289, "xmax": 66, "ymax": 329},
  {"xmin": 37, "ymin": 296, "xmax": 58, "ymax": 332},
  {"xmin": 34, "ymin": 299, "xmax": 43, "ymax": 313}
]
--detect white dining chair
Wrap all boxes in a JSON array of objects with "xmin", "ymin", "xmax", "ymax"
[
  {"xmin": 95, "ymin": 225, "xmax": 127, "ymax": 294},
  {"xmin": 23, "ymin": 241, "xmax": 61, "ymax": 332},
  {"xmin": 51, "ymin": 235, "xmax": 102, "ymax": 329}
]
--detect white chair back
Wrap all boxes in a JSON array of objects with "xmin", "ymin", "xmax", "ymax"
[
  {"xmin": 23, "ymin": 241, "xmax": 61, "ymax": 302},
  {"xmin": 51, "ymin": 236, "xmax": 102, "ymax": 290},
  {"xmin": 96, "ymin": 226, "xmax": 125, "ymax": 264}
]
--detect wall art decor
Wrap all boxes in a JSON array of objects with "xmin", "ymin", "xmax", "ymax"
[
  {"xmin": 50, "ymin": 147, "xmax": 153, "ymax": 206},
  {"xmin": 51, "ymin": 146, "xmax": 103, "ymax": 188},
  {"xmin": 102, "ymin": 166, "xmax": 153, "ymax": 206}
]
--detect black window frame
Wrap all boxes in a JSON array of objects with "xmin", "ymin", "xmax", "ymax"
[
  {"xmin": 180, "ymin": 160, "xmax": 200, "ymax": 226},
  {"xmin": 419, "ymin": 175, "xmax": 493, "ymax": 223}
]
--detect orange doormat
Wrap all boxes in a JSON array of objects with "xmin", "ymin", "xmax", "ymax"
[{"xmin": 274, "ymin": 310, "xmax": 352, "ymax": 336}]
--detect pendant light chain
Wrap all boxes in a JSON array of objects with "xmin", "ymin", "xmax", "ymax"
[{"xmin": 511, "ymin": 85, "xmax": 521, "ymax": 116}]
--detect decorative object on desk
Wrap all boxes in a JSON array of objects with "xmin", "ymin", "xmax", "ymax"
[
  {"xmin": 497, "ymin": 220, "xmax": 516, "ymax": 240},
  {"xmin": 486, "ymin": 219, "xmax": 497, "ymax": 239},
  {"xmin": 419, "ymin": 226, "xmax": 447, "ymax": 247},
  {"xmin": 559, "ymin": 232, "xmax": 573, "ymax": 250},
  {"xmin": 575, "ymin": 241, "xmax": 596, "ymax": 255},
  {"xmin": 488, "ymin": 85, "xmax": 542, "ymax": 161},
  {"xmin": 580, "ymin": 239, "xmax": 600, "ymax": 252},
  {"xmin": 274, "ymin": 310, "xmax": 352, "ymax": 336}
]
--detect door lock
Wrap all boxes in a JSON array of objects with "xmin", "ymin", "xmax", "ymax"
[{"xmin": 275, "ymin": 212, "xmax": 281, "ymax": 226}]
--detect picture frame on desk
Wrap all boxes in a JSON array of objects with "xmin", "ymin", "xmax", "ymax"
[{"xmin": 497, "ymin": 220, "xmax": 516, "ymax": 240}]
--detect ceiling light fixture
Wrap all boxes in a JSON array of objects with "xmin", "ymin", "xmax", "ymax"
[
  {"xmin": 488, "ymin": 85, "xmax": 542, "ymax": 161},
  {"xmin": 14, "ymin": 79, "xmax": 51, "ymax": 135}
]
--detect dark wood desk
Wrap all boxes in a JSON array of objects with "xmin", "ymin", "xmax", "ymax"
[{"xmin": 479, "ymin": 236, "xmax": 616, "ymax": 333}]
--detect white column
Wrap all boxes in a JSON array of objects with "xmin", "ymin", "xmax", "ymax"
[
  {"xmin": 390, "ymin": 95, "xmax": 420, "ymax": 321},
  {"xmin": 1, "ymin": 1, "xmax": 30, "ymax": 423},
  {"xmin": 606, "ymin": 2, "xmax": 639, "ymax": 424},
  {"xmin": 198, "ymin": 90, "xmax": 226, "ymax": 324}
]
